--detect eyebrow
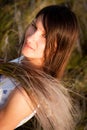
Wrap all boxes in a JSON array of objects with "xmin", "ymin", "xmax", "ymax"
[
  {"xmin": 33, "ymin": 19, "xmax": 45, "ymax": 34},
  {"xmin": 32, "ymin": 19, "xmax": 37, "ymax": 26},
  {"xmin": 32, "ymin": 21, "xmax": 37, "ymax": 28}
]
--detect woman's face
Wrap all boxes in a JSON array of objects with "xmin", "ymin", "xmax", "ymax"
[{"xmin": 22, "ymin": 16, "xmax": 46, "ymax": 66}]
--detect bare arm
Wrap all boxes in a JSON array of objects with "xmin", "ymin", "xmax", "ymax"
[{"xmin": 0, "ymin": 87, "xmax": 35, "ymax": 130}]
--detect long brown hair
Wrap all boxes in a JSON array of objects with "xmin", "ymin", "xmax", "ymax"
[
  {"xmin": 36, "ymin": 5, "xmax": 79, "ymax": 79},
  {"xmin": 0, "ymin": 4, "xmax": 79, "ymax": 130},
  {"xmin": 0, "ymin": 61, "xmax": 78, "ymax": 130}
]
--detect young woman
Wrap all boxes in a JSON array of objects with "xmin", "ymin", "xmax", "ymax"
[{"xmin": 0, "ymin": 5, "xmax": 79, "ymax": 130}]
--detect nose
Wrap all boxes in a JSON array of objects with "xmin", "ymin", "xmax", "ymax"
[{"xmin": 26, "ymin": 32, "xmax": 37, "ymax": 44}]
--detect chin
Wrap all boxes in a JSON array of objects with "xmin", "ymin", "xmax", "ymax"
[{"xmin": 21, "ymin": 48, "xmax": 28, "ymax": 56}]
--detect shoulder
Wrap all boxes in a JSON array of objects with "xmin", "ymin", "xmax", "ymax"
[
  {"xmin": 7, "ymin": 87, "xmax": 36, "ymax": 114},
  {"xmin": 0, "ymin": 87, "xmax": 36, "ymax": 129}
]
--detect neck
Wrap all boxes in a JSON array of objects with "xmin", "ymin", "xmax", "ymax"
[{"xmin": 22, "ymin": 56, "xmax": 44, "ymax": 69}]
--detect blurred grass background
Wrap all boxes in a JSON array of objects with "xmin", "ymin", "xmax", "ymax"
[{"xmin": 0, "ymin": 0, "xmax": 87, "ymax": 129}]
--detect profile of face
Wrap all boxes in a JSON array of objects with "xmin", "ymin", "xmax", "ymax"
[
  {"xmin": 22, "ymin": 5, "xmax": 78, "ymax": 77},
  {"xmin": 22, "ymin": 16, "xmax": 46, "ymax": 65}
]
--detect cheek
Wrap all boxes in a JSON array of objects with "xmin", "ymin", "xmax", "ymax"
[
  {"xmin": 36, "ymin": 41, "xmax": 46, "ymax": 57},
  {"xmin": 38, "ymin": 40, "xmax": 46, "ymax": 52}
]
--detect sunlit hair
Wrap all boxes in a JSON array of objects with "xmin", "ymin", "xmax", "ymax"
[
  {"xmin": 36, "ymin": 5, "xmax": 79, "ymax": 79},
  {"xmin": 0, "ymin": 61, "xmax": 79, "ymax": 130}
]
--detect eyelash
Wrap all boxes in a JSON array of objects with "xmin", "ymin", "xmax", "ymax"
[
  {"xmin": 31, "ymin": 23, "xmax": 37, "ymax": 30},
  {"xmin": 31, "ymin": 22, "xmax": 47, "ymax": 38}
]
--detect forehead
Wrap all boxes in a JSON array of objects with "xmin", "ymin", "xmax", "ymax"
[{"xmin": 34, "ymin": 16, "xmax": 45, "ymax": 33}]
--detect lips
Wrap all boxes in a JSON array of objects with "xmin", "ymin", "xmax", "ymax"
[{"xmin": 25, "ymin": 43, "xmax": 35, "ymax": 51}]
